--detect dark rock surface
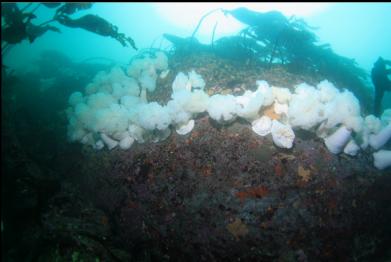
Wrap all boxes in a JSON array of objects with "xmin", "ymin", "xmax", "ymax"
[
  {"xmin": 75, "ymin": 115, "xmax": 390, "ymax": 261},
  {"xmin": 2, "ymin": 52, "xmax": 390, "ymax": 261}
]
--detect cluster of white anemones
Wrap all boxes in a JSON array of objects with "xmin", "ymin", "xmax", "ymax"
[{"xmin": 66, "ymin": 51, "xmax": 391, "ymax": 170}]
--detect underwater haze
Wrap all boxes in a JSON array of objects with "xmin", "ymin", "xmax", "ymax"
[
  {"xmin": 4, "ymin": 3, "xmax": 391, "ymax": 109},
  {"xmin": 2, "ymin": 2, "xmax": 391, "ymax": 262}
]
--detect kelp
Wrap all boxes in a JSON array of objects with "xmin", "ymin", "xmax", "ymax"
[
  {"xmin": 1, "ymin": 2, "xmax": 137, "ymax": 55},
  {"xmin": 165, "ymin": 7, "xmax": 372, "ymax": 111},
  {"xmin": 225, "ymin": 7, "xmax": 371, "ymax": 110}
]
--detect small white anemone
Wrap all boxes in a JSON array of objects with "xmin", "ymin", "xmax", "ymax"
[
  {"xmin": 343, "ymin": 138, "xmax": 360, "ymax": 156},
  {"xmin": 188, "ymin": 70, "xmax": 205, "ymax": 90},
  {"xmin": 256, "ymin": 80, "xmax": 274, "ymax": 106},
  {"xmin": 172, "ymin": 72, "xmax": 191, "ymax": 92},
  {"xmin": 274, "ymin": 101, "xmax": 288, "ymax": 116},
  {"xmin": 207, "ymin": 94, "xmax": 238, "ymax": 122},
  {"xmin": 94, "ymin": 140, "xmax": 104, "ymax": 150},
  {"xmin": 271, "ymin": 120, "xmax": 295, "ymax": 149},
  {"xmin": 369, "ymin": 124, "xmax": 391, "ymax": 150},
  {"xmin": 271, "ymin": 86, "xmax": 292, "ymax": 104},
  {"xmin": 176, "ymin": 119, "xmax": 195, "ymax": 135},
  {"xmin": 100, "ymin": 133, "xmax": 118, "ymax": 150},
  {"xmin": 364, "ymin": 115, "xmax": 382, "ymax": 134},
  {"xmin": 373, "ymin": 150, "xmax": 391, "ymax": 170},
  {"xmin": 119, "ymin": 135, "xmax": 135, "ymax": 150},
  {"xmin": 324, "ymin": 125, "xmax": 352, "ymax": 154},
  {"xmin": 251, "ymin": 116, "xmax": 272, "ymax": 136},
  {"xmin": 128, "ymin": 124, "xmax": 145, "ymax": 143},
  {"xmin": 235, "ymin": 90, "xmax": 264, "ymax": 121}
]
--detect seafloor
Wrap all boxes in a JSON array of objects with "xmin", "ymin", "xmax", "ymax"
[{"xmin": 2, "ymin": 52, "xmax": 390, "ymax": 261}]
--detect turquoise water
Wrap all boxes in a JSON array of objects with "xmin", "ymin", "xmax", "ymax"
[
  {"xmin": 2, "ymin": 3, "xmax": 391, "ymax": 261},
  {"xmin": 3, "ymin": 3, "xmax": 391, "ymax": 109}
]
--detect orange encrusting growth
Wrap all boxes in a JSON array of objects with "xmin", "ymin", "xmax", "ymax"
[
  {"xmin": 235, "ymin": 186, "xmax": 269, "ymax": 203},
  {"xmin": 262, "ymin": 104, "xmax": 281, "ymax": 120}
]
